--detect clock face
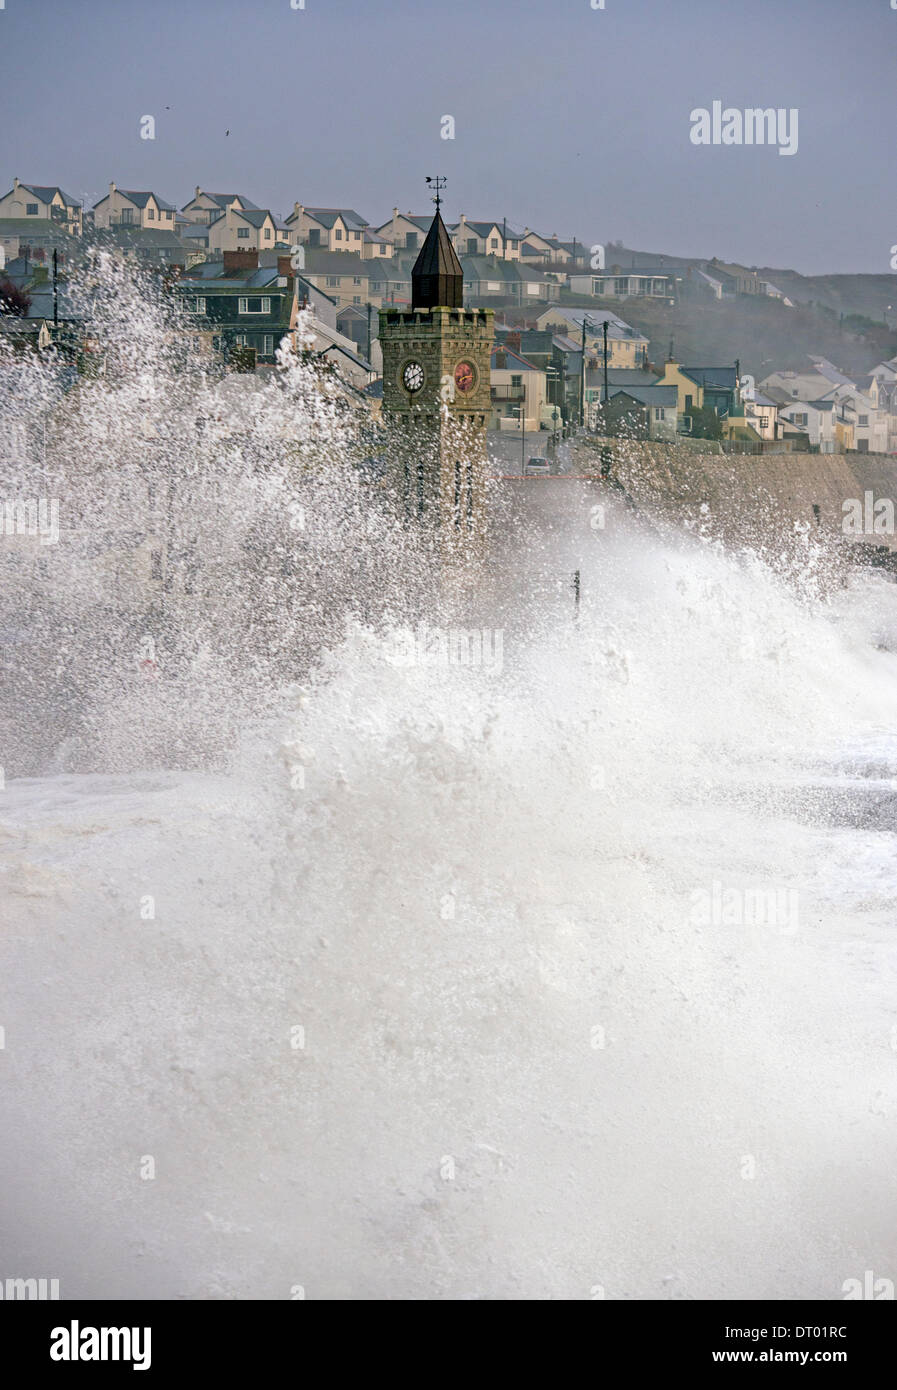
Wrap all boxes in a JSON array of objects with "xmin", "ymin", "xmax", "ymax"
[
  {"xmin": 402, "ymin": 361, "xmax": 424, "ymax": 393},
  {"xmin": 454, "ymin": 360, "xmax": 476, "ymax": 393}
]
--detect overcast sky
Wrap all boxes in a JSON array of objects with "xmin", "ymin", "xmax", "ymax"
[{"xmin": 2, "ymin": 0, "xmax": 896, "ymax": 275}]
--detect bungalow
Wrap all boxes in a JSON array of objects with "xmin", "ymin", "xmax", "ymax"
[
  {"xmin": 568, "ymin": 268, "xmax": 678, "ymax": 301},
  {"xmin": 285, "ymin": 205, "xmax": 369, "ymax": 253},
  {"xmin": 461, "ymin": 256, "xmax": 559, "ymax": 303},
  {"xmin": 92, "ymin": 184, "xmax": 177, "ymax": 230},
  {"xmin": 0, "ymin": 179, "xmax": 83, "ymax": 234},
  {"xmin": 705, "ymin": 259, "xmax": 762, "ymax": 296}
]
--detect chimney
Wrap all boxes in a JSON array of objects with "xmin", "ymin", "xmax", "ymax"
[
  {"xmin": 506, "ymin": 330, "xmax": 521, "ymax": 352},
  {"xmin": 110, "ymin": 181, "xmax": 116, "ymax": 195},
  {"xmin": 195, "ymin": 185, "xmax": 201, "ymax": 199},
  {"xmin": 293, "ymin": 201, "xmax": 301, "ymax": 215},
  {"xmin": 223, "ymin": 249, "xmax": 259, "ymax": 272},
  {"xmin": 13, "ymin": 177, "xmax": 19, "ymax": 189},
  {"xmin": 277, "ymin": 255, "xmax": 294, "ymax": 279}
]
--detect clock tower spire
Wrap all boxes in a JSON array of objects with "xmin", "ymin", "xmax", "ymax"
[{"xmin": 379, "ymin": 178, "xmax": 493, "ymax": 555}]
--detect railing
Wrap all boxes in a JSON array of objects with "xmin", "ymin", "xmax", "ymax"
[{"xmin": 491, "ymin": 385, "xmax": 525, "ymax": 400}]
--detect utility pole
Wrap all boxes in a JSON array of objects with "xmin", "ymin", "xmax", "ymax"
[
  {"xmin": 521, "ymin": 401, "xmax": 526, "ymax": 475},
  {"xmin": 579, "ymin": 315, "xmax": 593, "ymax": 428},
  {"xmin": 603, "ymin": 320, "xmax": 609, "ymax": 406},
  {"xmin": 366, "ymin": 301, "xmax": 372, "ymax": 363},
  {"xmin": 52, "ymin": 247, "xmax": 58, "ymax": 327}
]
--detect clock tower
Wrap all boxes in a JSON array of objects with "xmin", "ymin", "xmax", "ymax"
[{"xmin": 379, "ymin": 182, "xmax": 493, "ymax": 551}]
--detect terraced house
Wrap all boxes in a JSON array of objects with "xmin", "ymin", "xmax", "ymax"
[{"xmin": 177, "ymin": 250, "xmax": 298, "ymax": 366}]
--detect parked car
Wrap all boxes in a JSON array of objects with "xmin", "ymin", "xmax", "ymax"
[{"xmin": 525, "ymin": 455, "xmax": 550, "ymax": 477}]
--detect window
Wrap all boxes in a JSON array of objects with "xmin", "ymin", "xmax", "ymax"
[
  {"xmin": 859, "ymin": 414, "xmax": 869, "ymax": 426},
  {"xmin": 325, "ymin": 276, "xmax": 340, "ymax": 287},
  {"xmin": 654, "ymin": 408, "xmax": 666, "ymax": 420},
  {"xmin": 405, "ymin": 232, "xmax": 418, "ymax": 250},
  {"xmin": 353, "ymin": 276, "xmax": 362, "ymax": 285},
  {"xmin": 237, "ymin": 227, "xmax": 250, "ymax": 239},
  {"xmin": 510, "ymin": 374, "xmax": 522, "ymax": 387},
  {"xmin": 490, "ymin": 239, "xmax": 498, "ymax": 250},
  {"xmin": 793, "ymin": 412, "xmax": 807, "ymax": 426},
  {"xmin": 148, "ymin": 208, "xmax": 155, "ymax": 220},
  {"xmin": 238, "ymin": 297, "xmax": 270, "ymax": 314},
  {"xmin": 234, "ymin": 334, "xmax": 247, "ymax": 346},
  {"xmin": 26, "ymin": 202, "xmax": 39, "ymax": 216},
  {"xmin": 121, "ymin": 208, "xmax": 134, "ymax": 224},
  {"xmin": 510, "ymin": 240, "xmax": 518, "ymax": 250},
  {"xmin": 353, "ymin": 296, "xmax": 362, "ymax": 305},
  {"xmin": 164, "ymin": 210, "xmax": 172, "ymax": 220},
  {"xmin": 335, "ymin": 228, "xmax": 343, "ymax": 240},
  {"xmin": 352, "ymin": 230, "xmax": 361, "ymax": 240},
  {"xmin": 264, "ymin": 227, "xmax": 272, "ymax": 240},
  {"xmin": 262, "ymin": 335, "xmax": 274, "ymax": 356},
  {"xmin": 191, "ymin": 296, "xmax": 206, "ymax": 314}
]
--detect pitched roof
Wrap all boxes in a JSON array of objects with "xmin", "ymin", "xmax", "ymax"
[
  {"xmin": 609, "ymin": 385, "xmax": 678, "ymax": 407},
  {"xmin": 93, "ymin": 189, "xmax": 176, "ymax": 211},
  {"xmin": 13, "ymin": 183, "xmax": 82, "ymax": 208},
  {"xmin": 302, "ymin": 207, "xmax": 368, "ymax": 230},
  {"xmin": 303, "ymin": 249, "xmax": 368, "ymax": 275},
  {"xmin": 491, "ymin": 345, "xmax": 539, "ymax": 371},
  {"xmin": 681, "ymin": 366, "xmax": 737, "ymax": 390},
  {"xmin": 233, "ymin": 208, "xmax": 275, "ymax": 228},
  {"xmin": 412, "ymin": 211, "xmax": 463, "ymax": 309},
  {"xmin": 205, "ymin": 192, "xmax": 258, "ymax": 210}
]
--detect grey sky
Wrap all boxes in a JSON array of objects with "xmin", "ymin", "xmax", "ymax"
[{"xmin": 2, "ymin": 0, "xmax": 895, "ymax": 274}]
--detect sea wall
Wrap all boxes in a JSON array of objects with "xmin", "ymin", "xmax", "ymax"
[{"xmin": 574, "ymin": 441, "xmax": 897, "ymax": 553}]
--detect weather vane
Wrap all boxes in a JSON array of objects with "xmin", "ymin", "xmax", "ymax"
[{"xmin": 425, "ymin": 176, "xmax": 446, "ymax": 213}]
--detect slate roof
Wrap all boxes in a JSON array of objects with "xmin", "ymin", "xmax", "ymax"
[
  {"xmin": 609, "ymin": 385, "xmax": 678, "ymax": 407},
  {"xmin": 303, "ymin": 250, "xmax": 368, "ymax": 275},
  {"xmin": 205, "ymin": 193, "xmax": 259, "ymax": 210},
  {"xmin": 491, "ymin": 345, "xmax": 540, "ymax": 371},
  {"xmin": 233, "ymin": 208, "xmax": 275, "ymax": 228},
  {"xmin": 11, "ymin": 183, "xmax": 82, "ymax": 208},
  {"xmin": 302, "ymin": 208, "xmax": 369, "ymax": 230},
  {"xmin": 681, "ymin": 366, "xmax": 737, "ymax": 390}
]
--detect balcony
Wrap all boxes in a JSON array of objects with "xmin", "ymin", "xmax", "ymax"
[{"xmin": 491, "ymin": 385, "xmax": 525, "ymax": 401}]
